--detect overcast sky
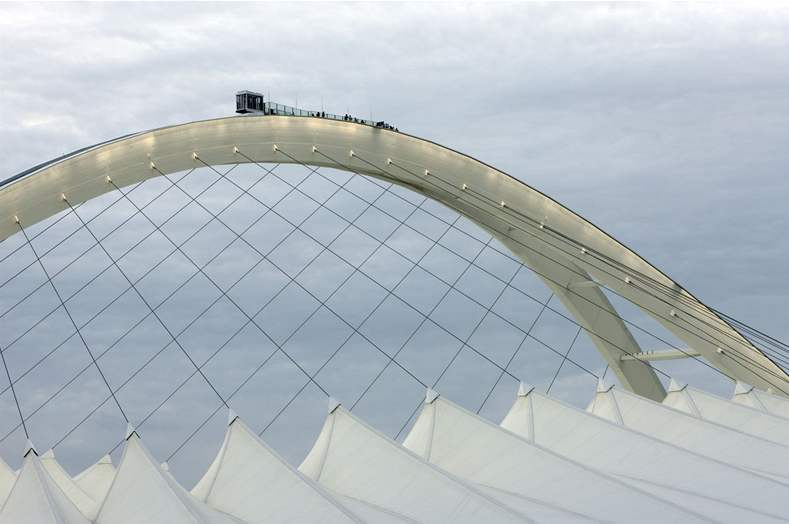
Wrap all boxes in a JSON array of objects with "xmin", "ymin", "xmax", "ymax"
[{"xmin": 1, "ymin": 2, "xmax": 788, "ymax": 484}]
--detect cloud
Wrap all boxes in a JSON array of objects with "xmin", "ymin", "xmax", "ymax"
[{"xmin": 1, "ymin": 2, "xmax": 788, "ymax": 485}]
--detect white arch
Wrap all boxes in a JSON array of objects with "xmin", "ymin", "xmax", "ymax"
[{"xmin": 1, "ymin": 115, "xmax": 785, "ymax": 398}]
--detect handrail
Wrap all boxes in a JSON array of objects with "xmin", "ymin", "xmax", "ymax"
[{"xmin": 261, "ymin": 102, "xmax": 398, "ymax": 131}]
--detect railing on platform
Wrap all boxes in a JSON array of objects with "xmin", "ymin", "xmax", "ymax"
[{"xmin": 262, "ymin": 102, "xmax": 398, "ymax": 130}]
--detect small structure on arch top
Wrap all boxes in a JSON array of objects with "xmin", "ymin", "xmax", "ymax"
[{"xmin": 236, "ymin": 90, "xmax": 264, "ymax": 114}]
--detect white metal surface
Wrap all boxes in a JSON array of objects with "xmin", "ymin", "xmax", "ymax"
[{"xmin": 620, "ymin": 349, "xmax": 701, "ymax": 361}]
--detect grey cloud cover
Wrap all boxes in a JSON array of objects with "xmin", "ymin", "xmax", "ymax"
[{"xmin": 1, "ymin": 2, "xmax": 788, "ymax": 485}]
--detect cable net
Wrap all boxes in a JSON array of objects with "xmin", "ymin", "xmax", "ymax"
[{"xmin": 0, "ymin": 161, "xmax": 714, "ymax": 486}]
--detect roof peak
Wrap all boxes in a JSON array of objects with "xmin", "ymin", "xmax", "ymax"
[
  {"xmin": 125, "ymin": 423, "xmax": 139, "ymax": 440},
  {"xmin": 517, "ymin": 381, "xmax": 535, "ymax": 397},
  {"xmin": 425, "ymin": 388, "xmax": 440, "ymax": 404},
  {"xmin": 734, "ymin": 381, "xmax": 754, "ymax": 396},
  {"xmin": 667, "ymin": 378, "xmax": 687, "ymax": 393},
  {"xmin": 227, "ymin": 408, "xmax": 239, "ymax": 426},
  {"xmin": 596, "ymin": 376, "xmax": 614, "ymax": 393},
  {"xmin": 23, "ymin": 439, "xmax": 37, "ymax": 457}
]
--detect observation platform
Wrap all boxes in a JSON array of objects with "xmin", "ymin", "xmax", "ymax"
[{"xmin": 236, "ymin": 90, "xmax": 398, "ymax": 130}]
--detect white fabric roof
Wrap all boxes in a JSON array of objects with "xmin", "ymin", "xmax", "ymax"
[
  {"xmin": 733, "ymin": 381, "xmax": 789, "ymax": 419},
  {"xmin": 73, "ymin": 455, "xmax": 115, "ymax": 503},
  {"xmin": 0, "ymin": 451, "xmax": 91, "ymax": 524},
  {"xmin": 299, "ymin": 401, "xmax": 532, "ymax": 524},
  {"xmin": 588, "ymin": 380, "xmax": 789, "ymax": 482},
  {"xmin": 403, "ymin": 389, "xmax": 708, "ymax": 523},
  {"xmin": 334, "ymin": 494, "xmax": 428, "ymax": 523},
  {"xmin": 40, "ymin": 450, "xmax": 100, "ymax": 519},
  {"xmin": 3, "ymin": 385, "xmax": 789, "ymax": 522},
  {"xmin": 663, "ymin": 379, "xmax": 789, "ymax": 446},
  {"xmin": 95, "ymin": 432, "xmax": 247, "ymax": 524},
  {"xmin": 191, "ymin": 411, "xmax": 363, "ymax": 524},
  {"xmin": 501, "ymin": 384, "xmax": 789, "ymax": 522},
  {"xmin": 0, "ymin": 457, "xmax": 16, "ymax": 507}
]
